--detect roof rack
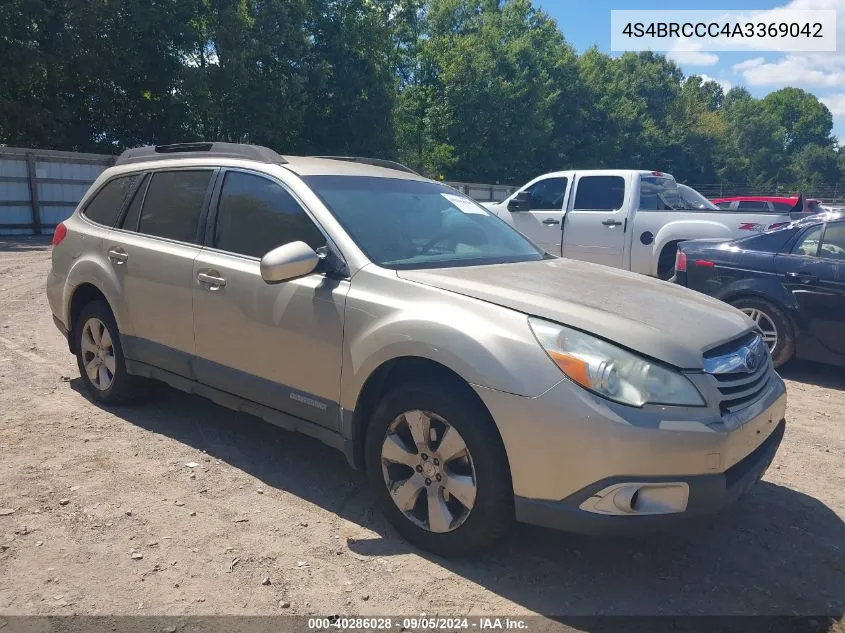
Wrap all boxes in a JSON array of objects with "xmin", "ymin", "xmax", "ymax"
[
  {"xmin": 310, "ymin": 156, "xmax": 420, "ymax": 175},
  {"xmin": 115, "ymin": 142, "xmax": 288, "ymax": 166}
]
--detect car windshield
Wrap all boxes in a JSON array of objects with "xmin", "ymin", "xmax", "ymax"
[
  {"xmin": 303, "ymin": 175, "xmax": 546, "ymax": 269},
  {"xmin": 677, "ymin": 184, "xmax": 718, "ymax": 210}
]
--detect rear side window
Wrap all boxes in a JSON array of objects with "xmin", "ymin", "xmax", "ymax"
[
  {"xmin": 820, "ymin": 222, "xmax": 845, "ymax": 260},
  {"xmin": 213, "ymin": 171, "xmax": 326, "ymax": 258},
  {"xmin": 82, "ymin": 175, "xmax": 138, "ymax": 226},
  {"xmin": 138, "ymin": 170, "xmax": 213, "ymax": 243},
  {"xmin": 524, "ymin": 177, "xmax": 567, "ymax": 209},
  {"xmin": 737, "ymin": 201, "xmax": 770, "ymax": 211},
  {"xmin": 792, "ymin": 225, "xmax": 823, "ymax": 257},
  {"xmin": 119, "ymin": 174, "xmax": 149, "ymax": 231},
  {"xmin": 573, "ymin": 176, "xmax": 625, "ymax": 211}
]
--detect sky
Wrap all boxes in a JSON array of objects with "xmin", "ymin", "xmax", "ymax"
[{"xmin": 536, "ymin": 0, "xmax": 845, "ymax": 141}]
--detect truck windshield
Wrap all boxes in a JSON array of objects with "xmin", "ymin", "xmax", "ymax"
[
  {"xmin": 677, "ymin": 184, "xmax": 719, "ymax": 210},
  {"xmin": 303, "ymin": 175, "xmax": 546, "ymax": 269},
  {"xmin": 639, "ymin": 176, "xmax": 680, "ymax": 210}
]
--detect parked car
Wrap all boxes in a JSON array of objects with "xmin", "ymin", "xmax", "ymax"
[
  {"xmin": 485, "ymin": 170, "xmax": 799, "ymax": 279},
  {"xmin": 48, "ymin": 143, "xmax": 787, "ymax": 555},
  {"xmin": 711, "ymin": 195, "xmax": 822, "ymax": 215},
  {"xmin": 674, "ymin": 211, "xmax": 845, "ymax": 368}
]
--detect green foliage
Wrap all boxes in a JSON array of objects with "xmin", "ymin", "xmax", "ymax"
[{"xmin": 0, "ymin": 0, "xmax": 841, "ymax": 190}]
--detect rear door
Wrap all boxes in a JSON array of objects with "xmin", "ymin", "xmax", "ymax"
[
  {"xmin": 501, "ymin": 175, "xmax": 569, "ymax": 253},
  {"xmin": 105, "ymin": 168, "xmax": 216, "ymax": 377},
  {"xmin": 561, "ymin": 173, "xmax": 627, "ymax": 268}
]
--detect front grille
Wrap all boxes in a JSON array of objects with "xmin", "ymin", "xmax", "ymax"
[{"xmin": 703, "ymin": 333, "xmax": 774, "ymax": 415}]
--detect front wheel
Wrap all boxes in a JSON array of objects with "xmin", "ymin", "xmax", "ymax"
[
  {"xmin": 365, "ymin": 382, "xmax": 514, "ymax": 556},
  {"xmin": 730, "ymin": 297, "xmax": 795, "ymax": 368}
]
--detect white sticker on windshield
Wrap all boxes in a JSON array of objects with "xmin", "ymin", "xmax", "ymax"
[{"xmin": 441, "ymin": 193, "xmax": 487, "ymax": 214}]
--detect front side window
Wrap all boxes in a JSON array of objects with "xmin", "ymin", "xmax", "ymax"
[
  {"xmin": 213, "ymin": 171, "xmax": 325, "ymax": 258},
  {"xmin": 138, "ymin": 170, "xmax": 213, "ymax": 243},
  {"xmin": 303, "ymin": 176, "xmax": 544, "ymax": 269},
  {"xmin": 524, "ymin": 177, "xmax": 567, "ymax": 209},
  {"xmin": 573, "ymin": 176, "xmax": 625, "ymax": 211},
  {"xmin": 792, "ymin": 225, "xmax": 823, "ymax": 257},
  {"xmin": 82, "ymin": 174, "xmax": 139, "ymax": 226},
  {"xmin": 819, "ymin": 222, "xmax": 845, "ymax": 260}
]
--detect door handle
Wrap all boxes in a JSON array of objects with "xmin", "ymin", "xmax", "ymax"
[
  {"xmin": 542, "ymin": 218, "xmax": 560, "ymax": 226},
  {"xmin": 785, "ymin": 271, "xmax": 816, "ymax": 283},
  {"xmin": 107, "ymin": 247, "xmax": 129, "ymax": 264},
  {"xmin": 602, "ymin": 219, "xmax": 623, "ymax": 226},
  {"xmin": 197, "ymin": 271, "xmax": 227, "ymax": 290}
]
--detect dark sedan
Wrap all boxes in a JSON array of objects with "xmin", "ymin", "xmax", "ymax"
[{"xmin": 674, "ymin": 211, "xmax": 845, "ymax": 368}]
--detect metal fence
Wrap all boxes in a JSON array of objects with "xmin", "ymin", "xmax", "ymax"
[
  {"xmin": 3, "ymin": 145, "xmax": 845, "ymax": 236},
  {"xmin": 0, "ymin": 147, "xmax": 114, "ymax": 235}
]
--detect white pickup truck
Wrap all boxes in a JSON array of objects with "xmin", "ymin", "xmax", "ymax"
[{"xmin": 484, "ymin": 170, "xmax": 801, "ymax": 278}]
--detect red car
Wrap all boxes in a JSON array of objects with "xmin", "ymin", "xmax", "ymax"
[{"xmin": 711, "ymin": 194, "xmax": 822, "ymax": 214}]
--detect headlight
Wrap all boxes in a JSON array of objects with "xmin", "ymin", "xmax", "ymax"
[{"xmin": 528, "ymin": 317, "xmax": 705, "ymax": 407}]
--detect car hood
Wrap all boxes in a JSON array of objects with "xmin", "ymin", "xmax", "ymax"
[{"xmin": 397, "ymin": 258, "xmax": 755, "ymax": 369}]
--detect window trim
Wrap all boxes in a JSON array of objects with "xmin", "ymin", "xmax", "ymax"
[
  {"xmin": 202, "ymin": 167, "xmax": 344, "ymax": 270},
  {"xmin": 78, "ymin": 173, "xmax": 143, "ymax": 229},
  {"xmin": 108, "ymin": 166, "xmax": 220, "ymax": 247}
]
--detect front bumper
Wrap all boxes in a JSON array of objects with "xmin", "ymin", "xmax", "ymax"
[
  {"xmin": 473, "ymin": 370, "xmax": 787, "ymax": 533},
  {"xmin": 515, "ymin": 418, "xmax": 784, "ymax": 534}
]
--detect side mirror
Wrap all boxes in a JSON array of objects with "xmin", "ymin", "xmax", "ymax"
[
  {"xmin": 507, "ymin": 191, "xmax": 532, "ymax": 212},
  {"xmin": 260, "ymin": 241, "xmax": 320, "ymax": 284}
]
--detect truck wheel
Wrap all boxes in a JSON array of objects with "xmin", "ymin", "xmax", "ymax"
[
  {"xmin": 730, "ymin": 297, "xmax": 795, "ymax": 368},
  {"xmin": 365, "ymin": 381, "xmax": 514, "ymax": 556},
  {"xmin": 74, "ymin": 300, "xmax": 147, "ymax": 404}
]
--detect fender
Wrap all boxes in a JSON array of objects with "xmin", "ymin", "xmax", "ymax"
[
  {"xmin": 64, "ymin": 250, "xmax": 135, "ymax": 337},
  {"xmin": 339, "ymin": 290, "xmax": 564, "ymax": 413},
  {"xmin": 649, "ymin": 220, "xmax": 734, "ymax": 276}
]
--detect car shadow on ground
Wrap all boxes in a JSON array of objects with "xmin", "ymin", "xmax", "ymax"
[
  {"xmin": 779, "ymin": 361, "xmax": 845, "ymax": 391},
  {"xmin": 71, "ymin": 379, "xmax": 844, "ymax": 621}
]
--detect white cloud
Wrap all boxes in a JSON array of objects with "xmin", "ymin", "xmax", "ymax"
[
  {"xmin": 698, "ymin": 74, "xmax": 733, "ymax": 92},
  {"xmin": 821, "ymin": 93, "xmax": 845, "ymax": 115},
  {"xmin": 669, "ymin": 50, "xmax": 720, "ymax": 66},
  {"xmin": 667, "ymin": 39, "xmax": 720, "ymax": 66}
]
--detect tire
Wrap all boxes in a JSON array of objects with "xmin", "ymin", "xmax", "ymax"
[
  {"xmin": 729, "ymin": 297, "xmax": 795, "ymax": 368},
  {"xmin": 74, "ymin": 300, "xmax": 146, "ymax": 404},
  {"xmin": 365, "ymin": 381, "xmax": 514, "ymax": 556}
]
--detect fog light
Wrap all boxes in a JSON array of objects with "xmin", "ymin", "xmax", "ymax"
[{"xmin": 580, "ymin": 482, "xmax": 690, "ymax": 516}]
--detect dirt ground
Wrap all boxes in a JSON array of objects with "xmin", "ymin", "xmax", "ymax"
[{"xmin": 0, "ymin": 239, "xmax": 843, "ymax": 621}]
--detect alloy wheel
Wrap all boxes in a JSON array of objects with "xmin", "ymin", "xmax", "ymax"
[
  {"xmin": 740, "ymin": 307, "xmax": 778, "ymax": 351},
  {"xmin": 80, "ymin": 317, "xmax": 116, "ymax": 391},
  {"xmin": 380, "ymin": 410, "xmax": 477, "ymax": 533}
]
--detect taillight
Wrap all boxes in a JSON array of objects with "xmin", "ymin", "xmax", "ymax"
[
  {"xmin": 694, "ymin": 260, "xmax": 715, "ymax": 267},
  {"xmin": 52, "ymin": 222, "xmax": 68, "ymax": 246},
  {"xmin": 675, "ymin": 249, "xmax": 687, "ymax": 272}
]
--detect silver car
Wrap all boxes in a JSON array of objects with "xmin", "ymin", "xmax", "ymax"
[{"xmin": 47, "ymin": 143, "xmax": 787, "ymax": 555}]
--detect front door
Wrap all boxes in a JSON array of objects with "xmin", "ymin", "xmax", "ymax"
[
  {"xmin": 192, "ymin": 169, "xmax": 349, "ymax": 430},
  {"xmin": 561, "ymin": 173, "xmax": 628, "ymax": 268},
  {"xmin": 506, "ymin": 176, "xmax": 569, "ymax": 254}
]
